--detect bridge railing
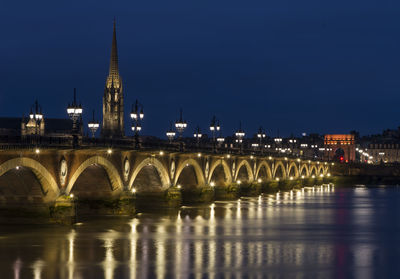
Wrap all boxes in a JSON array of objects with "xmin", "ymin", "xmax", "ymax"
[{"xmin": 0, "ymin": 135, "xmax": 320, "ymax": 161}]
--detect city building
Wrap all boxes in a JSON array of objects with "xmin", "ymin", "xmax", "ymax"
[{"xmin": 324, "ymin": 134, "xmax": 355, "ymax": 162}]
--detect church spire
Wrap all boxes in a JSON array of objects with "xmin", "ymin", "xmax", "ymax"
[
  {"xmin": 107, "ymin": 18, "xmax": 120, "ymax": 88},
  {"xmin": 102, "ymin": 18, "xmax": 124, "ymax": 138}
]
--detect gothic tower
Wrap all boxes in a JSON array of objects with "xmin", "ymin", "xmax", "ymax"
[{"xmin": 101, "ymin": 20, "xmax": 124, "ymax": 138}]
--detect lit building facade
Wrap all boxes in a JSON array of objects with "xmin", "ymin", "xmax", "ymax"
[
  {"xmin": 324, "ymin": 134, "xmax": 355, "ymax": 162},
  {"xmin": 368, "ymin": 143, "xmax": 400, "ymax": 163}
]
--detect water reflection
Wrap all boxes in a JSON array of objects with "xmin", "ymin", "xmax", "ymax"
[{"xmin": 0, "ymin": 185, "xmax": 399, "ymax": 278}]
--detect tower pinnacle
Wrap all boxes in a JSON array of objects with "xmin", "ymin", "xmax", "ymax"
[
  {"xmin": 106, "ymin": 19, "xmax": 121, "ymax": 88},
  {"xmin": 101, "ymin": 19, "xmax": 124, "ymax": 138}
]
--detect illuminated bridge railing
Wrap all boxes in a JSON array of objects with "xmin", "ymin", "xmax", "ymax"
[{"xmin": 0, "ymin": 135, "xmax": 318, "ymax": 160}]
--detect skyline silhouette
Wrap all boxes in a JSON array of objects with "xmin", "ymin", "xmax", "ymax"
[{"xmin": 1, "ymin": 0, "xmax": 400, "ymax": 138}]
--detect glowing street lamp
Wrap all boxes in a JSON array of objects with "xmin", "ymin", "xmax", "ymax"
[
  {"xmin": 87, "ymin": 110, "xmax": 99, "ymax": 138},
  {"xmin": 210, "ymin": 116, "xmax": 221, "ymax": 152},
  {"xmin": 166, "ymin": 122, "xmax": 176, "ymax": 143},
  {"xmin": 235, "ymin": 122, "xmax": 245, "ymax": 153},
  {"xmin": 257, "ymin": 126, "xmax": 266, "ymax": 154},
  {"xmin": 67, "ymin": 88, "xmax": 83, "ymax": 148},
  {"xmin": 175, "ymin": 109, "xmax": 187, "ymax": 138},
  {"xmin": 217, "ymin": 133, "xmax": 225, "ymax": 146},
  {"xmin": 175, "ymin": 109, "xmax": 187, "ymax": 151},
  {"xmin": 131, "ymin": 99, "xmax": 144, "ymax": 149},
  {"xmin": 193, "ymin": 126, "xmax": 202, "ymax": 147},
  {"xmin": 29, "ymin": 100, "xmax": 44, "ymax": 135}
]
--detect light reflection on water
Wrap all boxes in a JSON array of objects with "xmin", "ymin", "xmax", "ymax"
[{"xmin": 2, "ymin": 185, "xmax": 400, "ymax": 278}]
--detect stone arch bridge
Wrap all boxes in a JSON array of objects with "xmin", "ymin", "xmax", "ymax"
[{"xmin": 0, "ymin": 148, "xmax": 331, "ymax": 206}]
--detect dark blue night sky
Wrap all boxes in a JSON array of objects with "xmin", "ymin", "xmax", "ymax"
[{"xmin": 1, "ymin": 0, "xmax": 400, "ymax": 138}]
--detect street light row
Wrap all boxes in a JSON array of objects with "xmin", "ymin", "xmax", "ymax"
[
  {"xmin": 66, "ymin": 89, "xmax": 145, "ymax": 145},
  {"xmin": 65, "ymin": 90, "xmax": 269, "ymax": 152}
]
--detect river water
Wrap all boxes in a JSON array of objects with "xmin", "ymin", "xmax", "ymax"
[{"xmin": 1, "ymin": 185, "xmax": 400, "ymax": 279}]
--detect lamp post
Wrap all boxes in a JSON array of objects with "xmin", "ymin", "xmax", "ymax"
[
  {"xmin": 274, "ymin": 137, "xmax": 282, "ymax": 153},
  {"xmin": 175, "ymin": 109, "xmax": 187, "ymax": 151},
  {"xmin": 29, "ymin": 100, "xmax": 43, "ymax": 136},
  {"xmin": 209, "ymin": 116, "xmax": 220, "ymax": 152},
  {"xmin": 166, "ymin": 122, "xmax": 176, "ymax": 143},
  {"xmin": 289, "ymin": 138, "xmax": 297, "ymax": 156},
  {"xmin": 175, "ymin": 109, "xmax": 187, "ymax": 138},
  {"xmin": 130, "ymin": 99, "xmax": 144, "ymax": 149},
  {"xmin": 235, "ymin": 122, "xmax": 245, "ymax": 154},
  {"xmin": 257, "ymin": 126, "xmax": 266, "ymax": 154},
  {"xmin": 67, "ymin": 88, "xmax": 83, "ymax": 148},
  {"xmin": 193, "ymin": 126, "xmax": 202, "ymax": 147},
  {"xmin": 217, "ymin": 131, "xmax": 225, "ymax": 148},
  {"xmin": 87, "ymin": 110, "xmax": 99, "ymax": 138}
]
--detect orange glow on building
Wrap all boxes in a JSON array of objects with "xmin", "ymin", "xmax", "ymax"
[{"xmin": 324, "ymin": 134, "xmax": 355, "ymax": 162}]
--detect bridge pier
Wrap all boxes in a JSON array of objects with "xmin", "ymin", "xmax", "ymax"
[
  {"xmin": 72, "ymin": 191, "xmax": 136, "ymax": 217},
  {"xmin": 181, "ymin": 186, "xmax": 215, "ymax": 204},
  {"xmin": 214, "ymin": 184, "xmax": 239, "ymax": 200},
  {"xmin": 134, "ymin": 187, "xmax": 182, "ymax": 210},
  {"xmin": 261, "ymin": 180, "xmax": 280, "ymax": 193},
  {"xmin": 50, "ymin": 195, "xmax": 76, "ymax": 225},
  {"xmin": 238, "ymin": 182, "xmax": 262, "ymax": 197}
]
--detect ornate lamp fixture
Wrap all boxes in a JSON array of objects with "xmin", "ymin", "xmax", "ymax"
[
  {"xmin": 131, "ymin": 99, "xmax": 144, "ymax": 149},
  {"xmin": 257, "ymin": 126, "xmax": 266, "ymax": 154},
  {"xmin": 209, "ymin": 116, "xmax": 221, "ymax": 152},
  {"xmin": 166, "ymin": 122, "xmax": 176, "ymax": 143},
  {"xmin": 29, "ymin": 100, "xmax": 44, "ymax": 135},
  {"xmin": 87, "ymin": 110, "xmax": 99, "ymax": 138},
  {"xmin": 193, "ymin": 126, "xmax": 202, "ymax": 147},
  {"xmin": 235, "ymin": 122, "xmax": 245, "ymax": 153},
  {"xmin": 67, "ymin": 88, "xmax": 83, "ymax": 147},
  {"xmin": 175, "ymin": 109, "xmax": 187, "ymax": 138}
]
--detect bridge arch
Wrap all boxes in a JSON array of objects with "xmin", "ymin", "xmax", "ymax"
[
  {"xmin": 174, "ymin": 158, "xmax": 205, "ymax": 188},
  {"xmin": 65, "ymin": 156, "xmax": 123, "ymax": 195},
  {"xmin": 0, "ymin": 157, "xmax": 59, "ymax": 203},
  {"xmin": 234, "ymin": 160, "xmax": 254, "ymax": 182},
  {"xmin": 287, "ymin": 162, "xmax": 299, "ymax": 178},
  {"xmin": 299, "ymin": 164, "xmax": 309, "ymax": 177},
  {"xmin": 129, "ymin": 157, "xmax": 170, "ymax": 191},
  {"xmin": 317, "ymin": 165, "xmax": 325, "ymax": 175},
  {"xmin": 309, "ymin": 165, "xmax": 318, "ymax": 177},
  {"xmin": 255, "ymin": 161, "xmax": 273, "ymax": 181},
  {"xmin": 273, "ymin": 161, "xmax": 287, "ymax": 179},
  {"xmin": 208, "ymin": 159, "xmax": 232, "ymax": 185}
]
